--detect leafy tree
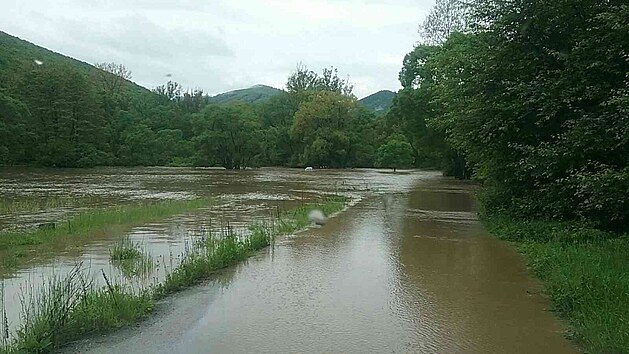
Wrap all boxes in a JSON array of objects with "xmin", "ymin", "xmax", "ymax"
[
  {"xmin": 410, "ymin": 0, "xmax": 629, "ymax": 230},
  {"xmin": 0, "ymin": 89, "xmax": 30, "ymax": 164},
  {"xmin": 291, "ymin": 91, "xmax": 359, "ymax": 168},
  {"xmin": 375, "ymin": 135, "xmax": 414, "ymax": 172},
  {"xmin": 153, "ymin": 81, "xmax": 184, "ymax": 102},
  {"xmin": 95, "ymin": 62, "xmax": 132, "ymax": 96},
  {"xmin": 419, "ymin": 0, "xmax": 469, "ymax": 45},
  {"xmin": 286, "ymin": 64, "xmax": 354, "ymax": 96},
  {"xmin": 192, "ymin": 104, "xmax": 262, "ymax": 169}
]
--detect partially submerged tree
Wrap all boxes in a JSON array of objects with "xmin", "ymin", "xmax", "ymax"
[
  {"xmin": 375, "ymin": 135, "xmax": 414, "ymax": 172},
  {"xmin": 192, "ymin": 104, "xmax": 261, "ymax": 169}
]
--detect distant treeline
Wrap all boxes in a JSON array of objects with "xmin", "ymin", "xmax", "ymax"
[
  {"xmin": 0, "ymin": 35, "xmax": 445, "ymax": 171},
  {"xmin": 395, "ymin": 0, "xmax": 628, "ymax": 231}
]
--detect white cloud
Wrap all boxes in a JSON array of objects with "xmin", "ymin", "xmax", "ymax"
[{"xmin": 0, "ymin": 0, "xmax": 433, "ymax": 98}]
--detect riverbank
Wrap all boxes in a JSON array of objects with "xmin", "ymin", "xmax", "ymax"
[
  {"xmin": 484, "ymin": 216, "xmax": 629, "ymax": 353},
  {"xmin": 0, "ymin": 197, "xmax": 347, "ymax": 353},
  {"xmin": 0, "ymin": 199, "xmax": 211, "ymax": 276}
]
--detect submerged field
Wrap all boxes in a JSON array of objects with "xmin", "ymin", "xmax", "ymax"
[
  {"xmin": 0, "ymin": 167, "xmax": 383, "ymax": 352},
  {"xmin": 0, "ymin": 199, "xmax": 211, "ymax": 276},
  {"xmin": 0, "ymin": 197, "xmax": 346, "ymax": 353}
]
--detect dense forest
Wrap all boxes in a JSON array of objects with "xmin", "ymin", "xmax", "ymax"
[
  {"xmin": 0, "ymin": 32, "xmax": 422, "ymax": 171},
  {"xmin": 392, "ymin": 0, "xmax": 628, "ymax": 232}
]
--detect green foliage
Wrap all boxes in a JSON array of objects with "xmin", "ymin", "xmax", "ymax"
[
  {"xmin": 192, "ymin": 104, "xmax": 262, "ymax": 169},
  {"xmin": 375, "ymin": 135, "xmax": 414, "ymax": 171},
  {"xmin": 0, "ymin": 31, "xmax": 387, "ymax": 170},
  {"xmin": 286, "ymin": 64, "xmax": 354, "ymax": 96},
  {"xmin": 291, "ymin": 91, "xmax": 374, "ymax": 168},
  {"xmin": 400, "ymin": 1, "xmax": 629, "ymax": 230},
  {"xmin": 485, "ymin": 216, "xmax": 629, "ymax": 353}
]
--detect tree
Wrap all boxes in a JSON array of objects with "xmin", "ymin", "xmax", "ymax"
[
  {"xmin": 286, "ymin": 64, "xmax": 354, "ymax": 96},
  {"xmin": 416, "ymin": 0, "xmax": 629, "ymax": 230},
  {"xmin": 95, "ymin": 62, "xmax": 132, "ymax": 95},
  {"xmin": 375, "ymin": 135, "xmax": 414, "ymax": 172},
  {"xmin": 17, "ymin": 63, "xmax": 106, "ymax": 167},
  {"xmin": 291, "ymin": 91, "xmax": 358, "ymax": 168},
  {"xmin": 153, "ymin": 81, "xmax": 184, "ymax": 101},
  {"xmin": 419, "ymin": 0, "xmax": 469, "ymax": 45},
  {"xmin": 0, "ymin": 89, "xmax": 31, "ymax": 164},
  {"xmin": 192, "ymin": 104, "xmax": 262, "ymax": 169}
]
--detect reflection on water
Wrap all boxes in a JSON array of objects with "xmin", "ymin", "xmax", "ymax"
[{"xmin": 63, "ymin": 170, "xmax": 576, "ymax": 354}]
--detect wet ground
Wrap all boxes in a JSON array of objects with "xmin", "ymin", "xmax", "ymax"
[{"xmin": 1, "ymin": 168, "xmax": 577, "ymax": 353}]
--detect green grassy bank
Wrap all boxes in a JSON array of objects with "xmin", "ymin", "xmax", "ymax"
[
  {"xmin": 484, "ymin": 216, "xmax": 629, "ymax": 353},
  {"xmin": 0, "ymin": 197, "xmax": 347, "ymax": 353},
  {"xmin": 0, "ymin": 199, "xmax": 210, "ymax": 275}
]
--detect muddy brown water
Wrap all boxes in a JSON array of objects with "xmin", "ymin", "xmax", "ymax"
[{"xmin": 1, "ymin": 168, "xmax": 576, "ymax": 353}]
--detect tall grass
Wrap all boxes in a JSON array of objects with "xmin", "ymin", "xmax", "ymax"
[
  {"xmin": 484, "ymin": 215, "xmax": 629, "ymax": 353},
  {"xmin": 110, "ymin": 236, "xmax": 154, "ymax": 279},
  {"xmin": 0, "ymin": 197, "xmax": 347, "ymax": 353},
  {"xmin": 0, "ymin": 199, "xmax": 210, "ymax": 275},
  {"xmin": 110, "ymin": 236, "xmax": 143, "ymax": 261},
  {"xmin": 0, "ymin": 265, "xmax": 153, "ymax": 354}
]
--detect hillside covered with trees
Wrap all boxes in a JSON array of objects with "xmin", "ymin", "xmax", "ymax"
[
  {"xmin": 0, "ymin": 31, "xmax": 417, "ymax": 170},
  {"xmin": 358, "ymin": 90, "xmax": 395, "ymax": 115},
  {"xmin": 207, "ymin": 84, "xmax": 283, "ymax": 105}
]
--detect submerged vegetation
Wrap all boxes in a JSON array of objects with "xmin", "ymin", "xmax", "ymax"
[
  {"xmin": 0, "ymin": 199, "xmax": 209, "ymax": 275},
  {"xmin": 0, "ymin": 197, "xmax": 347, "ymax": 353},
  {"xmin": 109, "ymin": 236, "xmax": 144, "ymax": 261},
  {"xmin": 0, "ymin": 266, "xmax": 153, "ymax": 354},
  {"xmin": 110, "ymin": 236, "xmax": 154, "ymax": 279},
  {"xmin": 0, "ymin": 196, "xmax": 103, "ymax": 214}
]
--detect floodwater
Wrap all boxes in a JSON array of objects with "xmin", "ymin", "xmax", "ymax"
[{"xmin": 1, "ymin": 168, "xmax": 577, "ymax": 353}]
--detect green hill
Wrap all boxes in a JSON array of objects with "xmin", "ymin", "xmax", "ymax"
[
  {"xmin": 208, "ymin": 85, "xmax": 283, "ymax": 104},
  {"xmin": 0, "ymin": 31, "xmax": 149, "ymax": 96},
  {"xmin": 0, "ymin": 31, "xmax": 184, "ymax": 167},
  {"xmin": 358, "ymin": 90, "xmax": 395, "ymax": 114}
]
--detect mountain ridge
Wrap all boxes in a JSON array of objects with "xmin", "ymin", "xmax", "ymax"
[{"xmin": 358, "ymin": 90, "xmax": 395, "ymax": 114}]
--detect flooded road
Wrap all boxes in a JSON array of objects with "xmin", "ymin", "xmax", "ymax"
[{"xmin": 57, "ymin": 170, "xmax": 577, "ymax": 354}]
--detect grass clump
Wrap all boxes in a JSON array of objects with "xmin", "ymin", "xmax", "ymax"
[
  {"xmin": 109, "ymin": 236, "xmax": 143, "ymax": 261},
  {"xmin": 109, "ymin": 237, "xmax": 154, "ymax": 279},
  {"xmin": 484, "ymin": 215, "xmax": 629, "ymax": 353},
  {"xmin": 0, "ymin": 198, "xmax": 210, "ymax": 275},
  {"xmin": 1, "ymin": 266, "xmax": 153, "ymax": 354}
]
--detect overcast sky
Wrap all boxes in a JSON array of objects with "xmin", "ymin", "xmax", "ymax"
[{"xmin": 1, "ymin": 0, "xmax": 432, "ymax": 98}]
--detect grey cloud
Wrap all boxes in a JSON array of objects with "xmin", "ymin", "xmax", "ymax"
[{"xmin": 1, "ymin": 0, "xmax": 431, "ymax": 97}]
